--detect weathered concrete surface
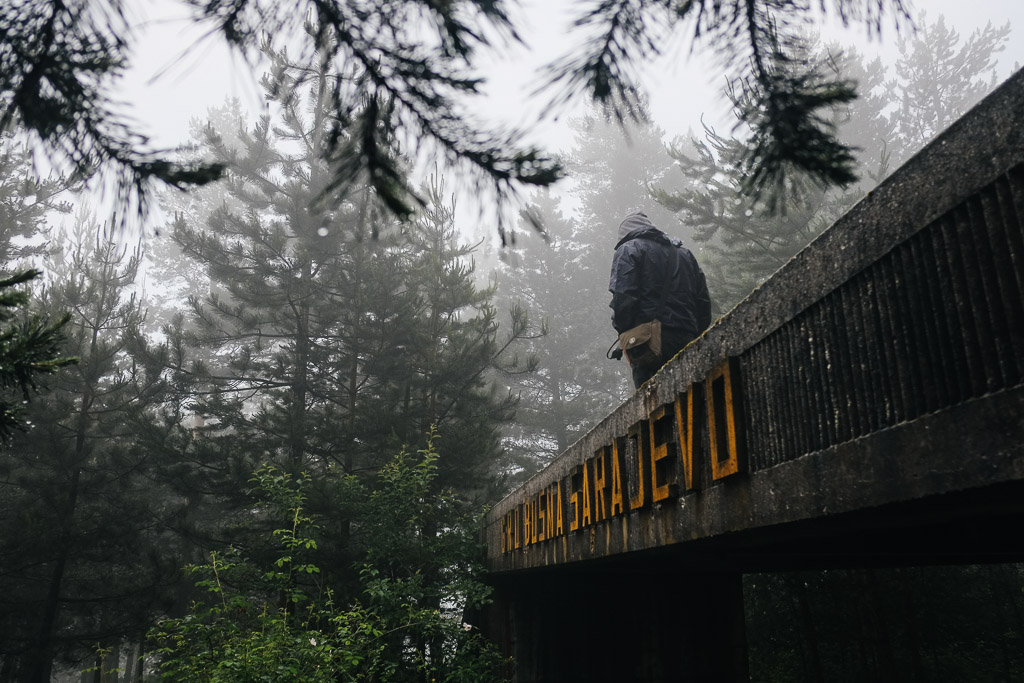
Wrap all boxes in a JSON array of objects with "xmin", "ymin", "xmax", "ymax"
[
  {"xmin": 485, "ymin": 65, "xmax": 1024, "ymax": 574},
  {"xmin": 489, "ymin": 385, "xmax": 1024, "ymax": 573}
]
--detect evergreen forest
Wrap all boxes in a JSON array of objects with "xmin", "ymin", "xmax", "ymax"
[{"xmin": 0, "ymin": 5, "xmax": 1021, "ymax": 682}]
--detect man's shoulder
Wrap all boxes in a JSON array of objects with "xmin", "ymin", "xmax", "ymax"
[{"xmin": 615, "ymin": 227, "xmax": 671, "ymax": 251}]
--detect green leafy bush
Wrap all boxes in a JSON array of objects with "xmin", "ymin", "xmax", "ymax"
[{"xmin": 151, "ymin": 435, "xmax": 509, "ymax": 682}]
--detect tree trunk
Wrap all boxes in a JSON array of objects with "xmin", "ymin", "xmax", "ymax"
[
  {"xmin": 100, "ymin": 642, "xmax": 119, "ymax": 683},
  {"xmin": 80, "ymin": 651, "xmax": 100, "ymax": 683},
  {"xmin": 121, "ymin": 642, "xmax": 142, "ymax": 683},
  {"xmin": 27, "ymin": 464, "xmax": 82, "ymax": 683},
  {"xmin": 551, "ymin": 366, "xmax": 569, "ymax": 454},
  {"xmin": 31, "ymin": 268, "xmax": 109, "ymax": 683}
]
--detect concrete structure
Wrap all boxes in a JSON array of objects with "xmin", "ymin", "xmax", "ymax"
[{"xmin": 483, "ymin": 68, "xmax": 1024, "ymax": 682}]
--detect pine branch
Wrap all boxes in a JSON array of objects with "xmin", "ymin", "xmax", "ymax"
[
  {"xmin": 545, "ymin": 0, "xmax": 911, "ymax": 211},
  {"xmin": 0, "ymin": 1, "xmax": 224, "ymax": 227}
]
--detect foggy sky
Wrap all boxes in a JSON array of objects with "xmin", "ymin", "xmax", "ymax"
[
  {"xmin": 113, "ymin": 0, "xmax": 1024, "ymax": 241},
  {"xmin": 123, "ymin": 0, "xmax": 1024, "ymax": 153}
]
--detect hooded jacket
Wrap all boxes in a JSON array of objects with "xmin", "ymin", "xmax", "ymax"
[{"xmin": 609, "ymin": 213, "xmax": 712, "ymax": 343}]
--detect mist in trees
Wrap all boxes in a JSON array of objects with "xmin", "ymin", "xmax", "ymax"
[
  {"xmin": 494, "ymin": 104, "xmax": 683, "ymax": 470},
  {"xmin": 0, "ymin": 5, "xmax": 1020, "ymax": 681},
  {"xmin": 0, "ymin": 222, "xmax": 181, "ymax": 682},
  {"xmin": 2, "ymin": 0, "xmax": 937, "ymax": 231},
  {"xmin": 652, "ymin": 16, "xmax": 1012, "ymax": 313},
  {"xmin": 0, "ymin": 32, "xmax": 535, "ymax": 683},
  {"xmin": 0, "ymin": 134, "xmax": 78, "ymax": 441},
  {"xmin": 492, "ymin": 14, "xmax": 1013, "ymax": 465}
]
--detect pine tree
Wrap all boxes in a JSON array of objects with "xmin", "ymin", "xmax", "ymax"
[
  {"xmin": 158, "ymin": 62, "xmax": 383, "ymax": 581},
  {"xmin": 0, "ymin": 218, "xmax": 176, "ymax": 682},
  {"xmin": 546, "ymin": 0, "xmax": 913, "ymax": 204},
  {"xmin": 141, "ymin": 100, "xmax": 252, "ymax": 338},
  {"xmin": 152, "ymin": 45, "xmax": 531, "ymax": 602},
  {"xmin": 652, "ymin": 17, "xmax": 1011, "ymax": 314},
  {"xmin": 0, "ymin": 132, "xmax": 77, "ymax": 442},
  {"xmin": 652, "ymin": 125, "xmax": 861, "ymax": 311},
  {"xmin": 0, "ymin": 2, "xmax": 559, "ymax": 223},
  {"xmin": 888, "ymin": 16, "xmax": 1011, "ymax": 166},
  {"xmin": 0, "ymin": 132, "xmax": 74, "ymax": 264},
  {"xmin": 495, "ymin": 106, "xmax": 680, "ymax": 469},
  {"xmin": 498, "ymin": 193, "xmax": 624, "ymax": 474},
  {"xmin": 3, "ymin": 1, "xmax": 942, "ymax": 223},
  {"xmin": 375, "ymin": 174, "xmax": 529, "ymax": 496}
]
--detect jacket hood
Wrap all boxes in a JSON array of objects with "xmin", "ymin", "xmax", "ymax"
[{"xmin": 615, "ymin": 212, "xmax": 668, "ymax": 249}]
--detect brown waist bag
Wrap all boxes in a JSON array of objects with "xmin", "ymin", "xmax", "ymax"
[{"xmin": 618, "ymin": 320, "xmax": 662, "ymax": 370}]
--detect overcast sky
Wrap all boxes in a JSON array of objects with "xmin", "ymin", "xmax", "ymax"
[
  {"xmin": 114, "ymin": 0, "xmax": 1024, "ymax": 241},
  {"xmin": 122, "ymin": 0, "xmax": 1024, "ymax": 154}
]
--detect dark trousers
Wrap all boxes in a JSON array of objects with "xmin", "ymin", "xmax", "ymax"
[{"xmin": 630, "ymin": 329, "xmax": 693, "ymax": 388}]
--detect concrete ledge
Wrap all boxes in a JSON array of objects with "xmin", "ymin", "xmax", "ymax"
[{"xmin": 487, "ymin": 385, "xmax": 1024, "ymax": 573}]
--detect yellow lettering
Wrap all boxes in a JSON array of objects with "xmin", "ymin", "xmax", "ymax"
[
  {"xmin": 523, "ymin": 499, "xmax": 531, "ymax": 546},
  {"xmin": 554, "ymin": 480, "xmax": 564, "ymax": 536},
  {"xmin": 592, "ymin": 447, "xmax": 608, "ymax": 522},
  {"xmin": 507, "ymin": 512, "xmax": 515, "ymax": 553},
  {"xmin": 546, "ymin": 484, "xmax": 555, "ymax": 538},
  {"xmin": 537, "ymin": 490, "xmax": 546, "ymax": 542},
  {"xmin": 648, "ymin": 406, "xmax": 676, "ymax": 503},
  {"xmin": 610, "ymin": 439, "xmax": 625, "ymax": 516},
  {"xmin": 627, "ymin": 423, "xmax": 646, "ymax": 511},
  {"xmin": 581, "ymin": 459, "xmax": 592, "ymax": 527},
  {"xmin": 674, "ymin": 387, "xmax": 701, "ymax": 491},
  {"xmin": 707, "ymin": 357, "xmax": 746, "ymax": 480},
  {"xmin": 570, "ymin": 467, "xmax": 581, "ymax": 532},
  {"xmin": 536, "ymin": 497, "xmax": 544, "ymax": 544}
]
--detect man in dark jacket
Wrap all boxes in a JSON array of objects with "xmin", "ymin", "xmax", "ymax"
[{"xmin": 610, "ymin": 211, "xmax": 712, "ymax": 388}]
